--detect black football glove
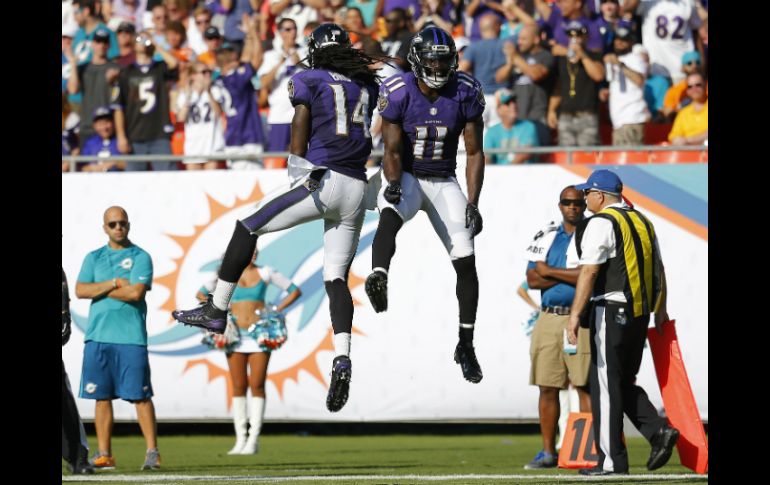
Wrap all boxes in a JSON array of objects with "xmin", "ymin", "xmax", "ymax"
[
  {"xmin": 384, "ymin": 181, "xmax": 402, "ymax": 204},
  {"xmin": 466, "ymin": 203, "xmax": 483, "ymax": 238},
  {"xmin": 62, "ymin": 311, "xmax": 72, "ymax": 346}
]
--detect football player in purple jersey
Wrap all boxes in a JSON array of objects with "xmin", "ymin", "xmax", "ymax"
[
  {"xmin": 174, "ymin": 23, "xmax": 385, "ymax": 413},
  {"xmin": 364, "ymin": 26, "xmax": 486, "ymax": 384}
]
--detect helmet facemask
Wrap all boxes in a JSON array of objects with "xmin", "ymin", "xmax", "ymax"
[{"xmin": 409, "ymin": 42, "xmax": 458, "ymax": 89}]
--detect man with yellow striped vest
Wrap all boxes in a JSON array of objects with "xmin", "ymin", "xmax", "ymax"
[{"xmin": 566, "ymin": 170, "xmax": 679, "ymax": 476}]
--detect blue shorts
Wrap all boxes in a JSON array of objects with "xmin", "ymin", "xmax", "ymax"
[{"xmin": 79, "ymin": 341, "xmax": 154, "ymax": 402}]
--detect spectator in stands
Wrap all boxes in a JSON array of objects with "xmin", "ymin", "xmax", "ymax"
[
  {"xmin": 547, "ymin": 19, "xmax": 605, "ymax": 146},
  {"xmin": 163, "ymin": 0, "xmax": 207, "ymax": 57},
  {"xmin": 348, "ymin": 0, "xmax": 381, "ymax": 30},
  {"xmin": 319, "ymin": 0, "xmax": 347, "ymax": 24},
  {"xmin": 114, "ymin": 32, "xmax": 179, "ymax": 171},
  {"xmin": 484, "ymin": 90, "xmax": 539, "ymax": 164},
  {"xmin": 75, "ymin": 206, "xmax": 160, "ymax": 471},
  {"xmin": 345, "ymin": 7, "xmax": 384, "ymax": 55},
  {"xmin": 103, "ymin": 0, "xmax": 148, "ymax": 32},
  {"xmin": 459, "ymin": 13, "xmax": 509, "ymax": 129},
  {"xmin": 66, "ymin": 27, "xmax": 122, "ymax": 150},
  {"xmin": 465, "ymin": 0, "xmax": 506, "ymax": 41},
  {"xmin": 500, "ymin": 0, "xmax": 535, "ymax": 42},
  {"xmin": 166, "ymin": 20, "xmax": 194, "ymax": 64},
  {"xmin": 661, "ymin": 51, "xmax": 703, "ymax": 120},
  {"xmin": 73, "ymin": 0, "xmax": 120, "ymax": 65},
  {"xmin": 495, "ymin": 23, "xmax": 554, "ymax": 145},
  {"xmin": 62, "ymin": 92, "xmax": 81, "ymax": 172},
  {"xmin": 80, "ymin": 107, "xmax": 126, "ymax": 172},
  {"xmin": 211, "ymin": 15, "xmax": 266, "ymax": 169},
  {"xmin": 199, "ymin": 26, "xmax": 224, "ymax": 69},
  {"xmin": 269, "ymin": 0, "xmax": 325, "ymax": 38},
  {"xmin": 638, "ymin": 43, "xmax": 670, "ymax": 123},
  {"xmin": 414, "ymin": 0, "xmax": 453, "ymax": 33},
  {"xmin": 625, "ymin": 0, "xmax": 702, "ymax": 84},
  {"xmin": 63, "ymin": 23, "xmax": 78, "ymax": 95},
  {"xmin": 383, "ymin": 0, "xmax": 421, "ymax": 22},
  {"xmin": 190, "ymin": 4, "xmax": 215, "ymax": 55},
  {"xmin": 668, "ymin": 72, "xmax": 707, "ymax": 146},
  {"xmin": 148, "ymin": 3, "xmax": 173, "ymax": 52},
  {"xmin": 379, "ymin": 7, "xmax": 412, "ymax": 76},
  {"xmin": 176, "ymin": 63, "xmax": 226, "ymax": 169},
  {"xmin": 596, "ymin": 0, "xmax": 620, "ymax": 53},
  {"xmin": 115, "ymin": 21, "xmax": 138, "ymax": 67},
  {"xmin": 258, "ymin": 18, "xmax": 305, "ymax": 157},
  {"xmin": 534, "ymin": 0, "xmax": 603, "ymax": 56},
  {"xmin": 223, "ymin": 0, "xmax": 256, "ymax": 52},
  {"xmin": 604, "ymin": 21, "xmax": 649, "ymax": 146}
]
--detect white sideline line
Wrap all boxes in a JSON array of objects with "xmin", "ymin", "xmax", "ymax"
[{"xmin": 62, "ymin": 473, "xmax": 708, "ymax": 482}]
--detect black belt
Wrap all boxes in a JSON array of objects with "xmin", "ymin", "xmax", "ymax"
[
  {"xmin": 541, "ymin": 305, "xmax": 571, "ymax": 316},
  {"xmin": 412, "ymin": 170, "xmax": 450, "ymax": 179}
]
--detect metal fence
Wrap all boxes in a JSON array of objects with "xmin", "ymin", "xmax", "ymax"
[{"xmin": 62, "ymin": 145, "xmax": 708, "ymax": 172}]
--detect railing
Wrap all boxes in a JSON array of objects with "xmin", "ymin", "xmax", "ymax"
[{"xmin": 62, "ymin": 145, "xmax": 708, "ymax": 173}]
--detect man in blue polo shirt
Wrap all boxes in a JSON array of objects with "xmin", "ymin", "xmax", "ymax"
[
  {"xmin": 75, "ymin": 206, "xmax": 160, "ymax": 471},
  {"xmin": 521, "ymin": 185, "xmax": 592, "ymax": 469}
]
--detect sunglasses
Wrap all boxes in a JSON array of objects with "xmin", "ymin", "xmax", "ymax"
[
  {"xmin": 107, "ymin": 220, "xmax": 128, "ymax": 229},
  {"xmin": 385, "ymin": 18, "xmax": 401, "ymax": 23},
  {"xmin": 196, "ymin": 19, "xmax": 210, "ymax": 25},
  {"xmin": 560, "ymin": 199, "xmax": 586, "ymax": 207},
  {"xmin": 687, "ymin": 82, "xmax": 704, "ymax": 89},
  {"xmin": 684, "ymin": 61, "xmax": 700, "ymax": 66}
]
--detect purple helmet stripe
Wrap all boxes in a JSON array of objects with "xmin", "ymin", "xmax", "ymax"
[{"xmin": 433, "ymin": 27, "xmax": 438, "ymax": 44}]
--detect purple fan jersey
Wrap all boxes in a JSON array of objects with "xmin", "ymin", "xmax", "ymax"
[
  {"xmin": 212, "ymin": 63, "xmax": 265, "ymax": 147},
  {"xmin": 378, "ymin": 71, "xmax": 485, "ymax": 177},
  {"xmin": 289, "ymin": 69, "xmax": 378, "ymax": 182}
]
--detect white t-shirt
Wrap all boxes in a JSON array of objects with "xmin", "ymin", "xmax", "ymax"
[
  {"xmin": 607, "ymin": 51, "xmax": 650, "ymax": 128},
  {"xmin": 638, "ymin": 0, "xmax": 701, "ymax": 83},
  {"xmin": 270, "ymin": 0, "xmax": 318, "ymax": 37},
  {"xmin": 258, "ymin": 47, "xmax": 306, "ymax": 124},
  {"xmin": 185, "ymin": 16, "xmax": 208, "ymax": 56},
  {"xmin": 176, "ymin": 89, "xmax": 226, "ymax": 162}
]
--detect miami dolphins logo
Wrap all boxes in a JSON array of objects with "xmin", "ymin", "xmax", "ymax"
[{"xmin": 73, "ymin": 181, "xmax": 380, "ymax": 410}]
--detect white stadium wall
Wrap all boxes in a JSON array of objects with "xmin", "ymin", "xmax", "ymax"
[{"xmin": 62, "ymin": 166, "xmax": 708, "ymax": 421}]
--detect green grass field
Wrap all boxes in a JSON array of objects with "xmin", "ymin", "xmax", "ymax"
[{"xmin": 62, "ymin": 434, "xmax": 707, "ymax": 484}]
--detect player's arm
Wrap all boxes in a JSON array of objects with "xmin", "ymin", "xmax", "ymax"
[
  {"xmin": 464, "ymin": 117, "xmax": 484, "ymax": 207},
  {"xmin": 381, "ymin": 118, "xmax": 404, "ymax": 184},
  {"xmin": 290, "ymin": 104, "xmax": 311, "ymax": 157}
]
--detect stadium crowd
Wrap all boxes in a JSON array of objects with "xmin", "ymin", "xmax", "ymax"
[{"xmin": 61, "ymin": 0, "xmax": 708, "ymax": 171}]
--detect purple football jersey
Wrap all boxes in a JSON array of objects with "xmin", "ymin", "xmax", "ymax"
[
  {"xmin": 378, "ymin": 72, "xmax": 485, "ymax": 177},
  {"xmin": 213, "ymin": 63, "xmax": 265, "ymax": 147},
  {"xmin": 289, "ymin": 69, "xmax": 378, "ymax": 182}
]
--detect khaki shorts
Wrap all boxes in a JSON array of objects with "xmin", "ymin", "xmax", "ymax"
[{"xmin": 529, "ymin": 312, "xmax": 590, "ymax": 388}]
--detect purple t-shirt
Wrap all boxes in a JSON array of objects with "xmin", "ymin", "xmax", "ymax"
[
  {"xmin": 547, "ymin": 6, "xmax": 603, "ymax": 52},
  {"xmin": 213, "ymin": 63, "xmax": 265, "ymax": 147},
  {"xmin": 383, "ymin": 0, "xmax": 422, "ymax": 20},
  {"xmin": 378, "ymin": 71, "xmax": 485, "ymax": 177},
  {"xmin": 81, "ymin": 135, "xmax": 122, "ymax": 171},
  {"xmin": 289, "ymin": 69, "xmax": 378, "ymax": 181}
]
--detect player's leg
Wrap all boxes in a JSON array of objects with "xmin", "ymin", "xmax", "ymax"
[
  {"xmin": 324, "ymin": 173, "xmax": 366, "ymax": 412},
  {"xmin": 62, "ymin": 362, "xmax": 92, "ymax": 473},
  {"xmin": 240, "ymin": 351, "xmax": 270, "ymax": 454},
  {"xmin": 173, "ymin": 170, "xmax": 326, "ymax": 332},
  {"xmin": 422, "ymin": 177, "xmax": 482, "ymax": 383},
  {"xmin": 366, "ymin": 172, "xmax": 421, "ymax": 312}
]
